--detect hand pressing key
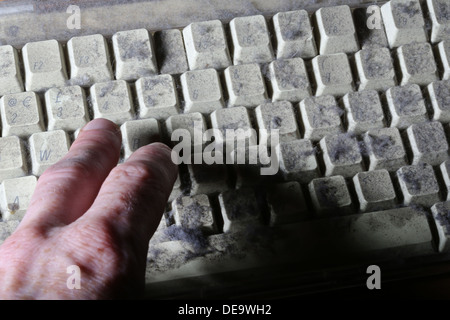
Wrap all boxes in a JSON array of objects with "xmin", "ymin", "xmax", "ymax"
[{"xmin": 0, "ymin": 119, "xmax": 178, "ymax": 299}]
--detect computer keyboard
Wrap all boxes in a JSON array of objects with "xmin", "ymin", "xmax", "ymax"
[{"xmin": 0, "ymin": 0, "xmax": 450, "ymax": 299}]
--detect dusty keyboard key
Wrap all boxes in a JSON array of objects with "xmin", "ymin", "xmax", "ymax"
[
  {"xmin": 183, "ymin": 20, "xmax": 231, "ymax": 70},
  {"xmin": 0, "ymin": 45, "xmax": 24, "ymax": 95},
  {"xmin": 299, "ymin": 95, "xmax": 343, "ymax": 141},
  {"xmin": 0, "ymin": 176, "xmax": 37, "ymax": 221},
  {"xmin": 385, "ymin": 84, "xmax": 428, "ymax": 129},
  {"xmin": 154, "ymin": 29, "xmax": 189, "ymax": 75},
  {"xmin": 266, "ymin": 181, "xmax": 309, "ymax": 225},
  {"xmin": 45, "ymin": 86, "xmax": 89, "ymax": 131},
  {"xmin": 120, "ymin": 118, "xmax": 161, "ymax": 159},
  {"xmin": 355, "ymin": 47, "xmax": 397, "ymax": 91},
  {"xmin": 0, "ymin": 92, "xmax": 44, "ymax": 138},
  {"xmin": 90, "ymin": 80, "xmax": 134, "ymax": 125},
  {"xmin": 210, "ymin": 106, "xmax": 256, "ymax": 150},
  {"xmin": 353, "ymin": 169, "xmax": 397, "ymax": 212},
  {"xmin": 218, "ymin": 188, "xmax": 262, "ymax": 232},
  {"xmin": 224, "ymin": 64, "xmax": 268, "ymax": 107},
  {"xmin": 67, "ymin": 34, "xmax": 113, "ymax": 86},
  {"xmin": 112, "ymin": 29, "xmax": 158, "ymax": 81},
  {"xmin": 0, "ymin": 136, "xmax": 27, "ymax": 182},
  {"xmin": 273, "ymin": 10, "xmax": 317, "ymax": 59},
  {"xmin": 308, "ymin": 175, "xmax": 352, "ymax": 216},
  {"xmin": 432, "ymin": 202, "xmax": 450, "ymax": 252},
  {"xmin": 269, "ymin": 58, "xmax": 311, "ymax": 102},
  {"xmin": 397, "ymin": 42, "xmax": 438, "ymax": 85},
  {"xmin": 22, "ymin": 39, "xmax": 67, "ymax": 92},
  {"xmin": 180, "ymin": 69, "xmax": 224, "ymax": 114},
  {"xmin": 255, "ymin": 101, "xmax": 300, "ymax": 144},
  {"xmin": 229, "ymin": 15, "xmax": 274, "ymax": 65},
  {"xmin": 405, "ymin": 121, "xmax": 448, "ymax": 166},
  {"xmin": 353, "ymin": 6, "xmax": 389, "ymax": 49},
  {"xmin": 166, "ymin": 112, "xmax": 206, "ymax": 148},
  {"xmin": 381, "ymin": 0, "xmax": 427, "ymax": 48},
  {"xmin": 342, "ymin": 90, "xmax": 385, "ymax": 134},
  {"xmin": 276, "ymin": 139, "xmax": 319, "ymax": 183},
  {"xmin": 363, "ymin": 127, "xmax": 407, "ymax": 171},
  {"xmin": 136, "ymin": 75, "xmax": 179, "ymax": 120},
  {"xmin": 427, "ymin": 80, "xmax": 450, "ymax": 122},
  {"xmin": 173, "ymin": 194, "xmax": 217, "ymax": 234},
  {"xmin": 312, "ymin": 53, "xmax": 354, "ymax": 96},
  {"xmin": 29, "ymin": 130, "xmax": 70, "ymax": 176},
  {"xmin": 320, "ymin": 133, "xmax": 364, "ymax": 178},
  {"xmin": 187, "ymin": 163, "xmax": 228, "ymax": 195},
  {"xmin": 427, "ymin": 0, "xmax": 450, "ymax": 43},
  {"xmin": 397, "ymin": 164, "xmax": 440, "ymax": 207},
  {"xmin": 314, "ymin": 5, "xmax": 359, "ymax": 54},
  {"xmin": 437, "ymin": 41, "xmax": 450, "ymax": 80}
]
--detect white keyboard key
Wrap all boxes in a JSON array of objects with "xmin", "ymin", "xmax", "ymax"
[
  {"xmin": 320, "ymin": 133, "xmax": 364, "ymax": 178},
  {"xmin": 255, "ymin": 101, "xmax": 300, "ymax": 144},
  {"xmin": 397, "ymin": 42, "xmax": 438, "ymax": 86},
  {"xmin": 431, "ymin": 202, "xmax": 450, "ymax": 252},
  {"xmin": 385, "ymin": 84, "xmax": 428, "ymax": 129},
  {"xmin": 173, "ymin": 194, "xmax": 217, "ymax": 234},
  {"xmin": 168, "ymin": 173, "xmax": 182, "ymax": 203},
  {"xmin": 224, "ymin": 64, "xmax": 268, "ymax": 107},
  {"xmin": 165, "ymin": 112, "xmax": 206, "ymax": 148},
  {"xmin": 67, "ymin": 34, "xmax": 113, "ymax": 86},
  {"xmin": 120, "ymin": 119, "xmax": 161, "ymax": 160},
  {"xmin": 180, "ymin": 69, "xmax": 224, "ymax": 114},
  {"xmin": 381, "ymin": 0, "xmax": 427, "ymax": 48},
  {"xmin": 355, "ymin": 47, "xmax": 397, "ymax": 91},
  {"xmin": 441, "ymin": 161, "xmax": 450, "ymax": 201},
  {"xmin": 437, "ymin": 41, "xmax": 450, "ymax": 80},
  {"xmin": 210, "ymin": 106, "xmax": 256, "ymax": 150},
  {"xmin": 397, "ymin": 163, "xmax": 440, "ymax": 207},
  {"xmin": 405, "ymin": 121, "xmax": 448, "ymax": 166},
  {"xmin": 342, "ymin": 90, "xmax": 385, "ymax": 134},
  {"xmin": 0, "ymin": 45, "xmax": 24, "ymax": 96},
  {"xmin": 312, "ymin": 53, "xmax": 354, "ymax": 96},
  {"xmin": 154, "ymin": 29, "xmax": 189, "ymax": 75},
  {"xmin": 112, "ymin": 29, "xmax": 158, "ymax": 81},
  {"xmin": 353, "ymin": 170, "xmax": 397, "ymax": 212},
  {"xmin": 273, "ymin": 10, "xmax": 317, "ymax": 59},
  {"xmin": 428, "ymin": 80, "xmax": 450, "ymax": 123},
  {"xmin": 299, "ymin": 95, "xmax": 343, "ymax": 141},
  {"xmin": 45, "ymin": 86, "xmax": 89, "ymax": 131},
  {"xmin": 22, "ymin": 39, "xmax": 68, "ymax": 92},
  {"xmin": 314, "ymin": 5, "xmax": 359, "ymax": 54},
  {"xmin": 276, "ymin": 139, "xmax": 320, "ymax": 183},
  {"xmin": 187, "ymin": 163, "xmax": 228, "ymax": 195},
  {"xmin": 136, "ymin": 75, "xmax": 179, "ymax": 121},
  {"xmin": 269, "ymin": 58, "xmax": 311, "ymax": 102},
  {"xmin": 0, "ymin": 176, "xmax": 37, "ymax": 221},
  {"xmin": 363, "ymin": 127, "xmax": 407, "ymax": 171},
  {"xmin": 90, "ymin": 80, "xmax": 134, "ymax": 125},
  {"xmin": 183, "ymin": 20, "xmax": 231, "ymax": 70},
  {"xmin": 29, "ymin": 130, "xmax": 70, "ymax": 176},
  {"xmin": 308, "ymin": 175, "xmax": 352, "ymax": 216},
  {"xmin": 0, "ymin": 136, "xmax": 27, "ymax": 182},
  {"xmin": 229, "ymin": 15, "xmax": 274, "ymax": 65},
  {"xmin": 427, "ymin": 0, "xmax": 450, "ymax": 43},
  {"xmin": 0, "ymin": 92, "xmax": 44, "ymax": 138}
]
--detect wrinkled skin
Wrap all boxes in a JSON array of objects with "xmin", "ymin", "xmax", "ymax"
[{"xmin": 0, "ymin": 119, "xmax": 177, "ymax": 299}]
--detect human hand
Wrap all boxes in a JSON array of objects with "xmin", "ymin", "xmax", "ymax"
[{"xmin": 0, "ymin": 119, "xmax": 178, "ymax": 299}]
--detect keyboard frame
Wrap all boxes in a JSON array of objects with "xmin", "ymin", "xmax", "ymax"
[{"xmin": 3, "ymin": 0, "xmax": 450, "ymax": 299}]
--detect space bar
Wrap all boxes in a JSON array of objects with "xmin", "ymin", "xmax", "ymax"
[{"xmin": 146, "ymin": 207, "xmax": 435, "ymax": 284}]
